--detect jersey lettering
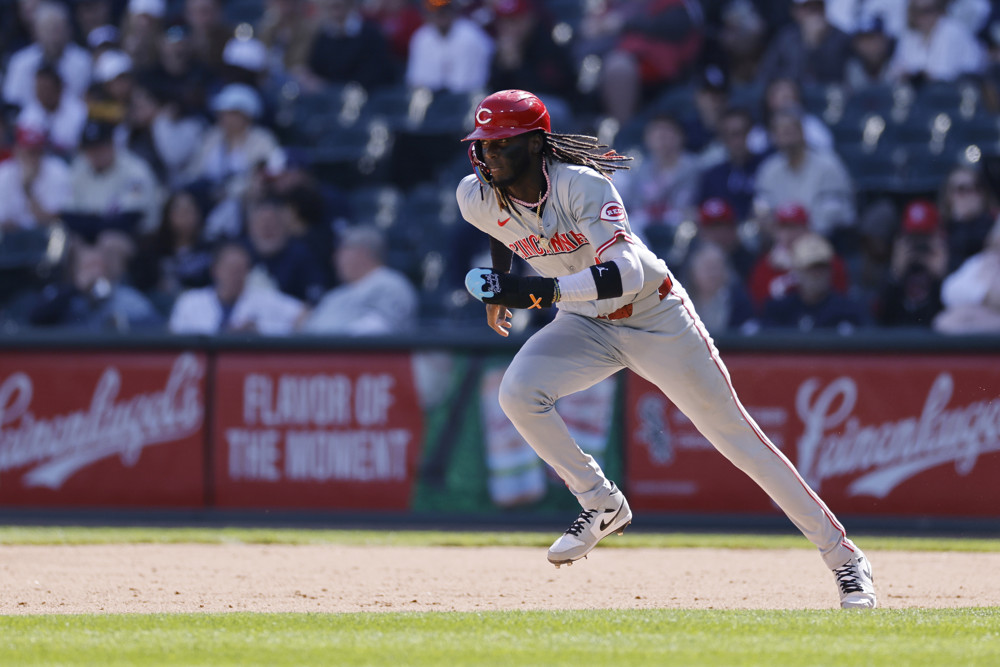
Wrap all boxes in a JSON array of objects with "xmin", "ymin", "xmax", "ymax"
[{"xmin": 508, "ymin": 231, "xmax": 590, "ymax": 260}]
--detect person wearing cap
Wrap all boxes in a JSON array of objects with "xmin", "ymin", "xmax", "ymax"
[
  {"xmin": 299, "ymin": 0, "xmax": 396, "ymax": 91},
  {"xmin": 762, "ymin": 232, "xmax": 870, "ymax": 332},
  {"xmin": 91, "ymin": 49, "xmax": 134, "ymax": 109},
  {"xmin": 184, "ymin": 83, "xmax": 280, "ymax": 202},
  {"xmin": 0, "ymin": 121, "xmax": 72, "ymax": 232},
  {"xmin": 3, "ymin": 2, "xmax": 92, "ymax": 107},
  {"xmin": 66, "ymin": 119, "xmax": 162, "ymax": 235},
  {"xmin": 876, "ymin": 199, "xmax": 947, "ymax": 326},
  {"xmin": 844, "ymin": 15, "xmax": 894, "ymax": 89},
  {"xmin": 405, "ymin": 0, "xmax": 493, "ymax": 94},
  {"xmin": 757, "ymin": 0, "xmax": 853, "ymax": 86},
  {"xmin": 87, "ymin": 24, "xmax": 121, "ymax": 61},
  {"xmin": 16, "ymin": 64, "xmax": 88, "ymax": 154},
  {"xmin": 121, "ymin": 0, "xmax": 166, "ymax": 70},
  {"xmin": 753, "ymin": 107, "xmax": 854, "ymax": 238},
  {"xmin": 683, "ymin": 197, "xmax": 757, "ymax": 280},
  {"xmin": 887, "ymin": 0, "xmax": 985, "ymax": 84},
  {"xmin": 697, "ymin": 107, "xmax": 765, "ymax": 223},
  {"xmin": 144, "ymin": 22, "xmax": 212, "ymax": 116},
  {"xmin": 748, "ymin": 201, "xmax": 851, "ymax": 307},
  {"xmin": 221, "ymin": 37, "xmax": 269, "ymax": 88}
]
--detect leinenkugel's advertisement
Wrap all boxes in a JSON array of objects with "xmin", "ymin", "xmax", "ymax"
[
  {"xmin": 0, "ymin": 351, "xmax": 207, "ymax": 506},
  {"xmin": 626, "ymin": 354, "xmax": 1000, "ymax": 517},
  {"xmin": 211, "ymin": 353, "xmax": 424, "ymax": 510}
]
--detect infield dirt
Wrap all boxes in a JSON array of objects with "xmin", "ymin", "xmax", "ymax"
[{"xmin": 1, "ymin": 544, "xmax": 995, "ymax": 613}]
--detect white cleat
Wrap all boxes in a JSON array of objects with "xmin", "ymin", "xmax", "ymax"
[
  {"xmin": 547, "ymin": 487, "xmax": 632, "ymax": 567},
  {"xmin": 834, "ymin": 547, "xmax": 877, "ymax": 609}
]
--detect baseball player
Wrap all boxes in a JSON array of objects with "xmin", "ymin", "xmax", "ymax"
[{"xmin": 457, "ymin": 90, "xmax": 877, "ymax": 609}]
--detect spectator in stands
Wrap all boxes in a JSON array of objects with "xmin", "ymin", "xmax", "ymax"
[
  {"xmin": 300, "ymin": 0, "xmax": 397, "ymax": 91},
  {"xmin": 685, "ymin": 198, "xmax": 757, "ymax": 281},
  {"xmin": 87, "ymin": 25, "xmax": 121, "ymax": 61},
  {"xmin": 683, "ymin": 241, "xmax": 756, "ymax": 334},
  {"xmin": 844, "ymin": 15, "xmax": 895, "ymax": 90},
  {"xmin": 185, "ymin": 84, "xmax": 280, "ymax": 203},
  {"xmin": 757, "ymin": 0, "xmax": 853, "ymax": 86},
  {"xmin": 91, "ymin": 50, "xmax": 135, "ymax": 116},
  {"xmin": 0, "ymin": 121, "xmax": 71, "ymax": 231},
  {"xmin": 876, "ymin": 199, "xmax": 947, "ymax": 326},
  {"xmin": 753, "ymin": 108, "xmax": 855, "ymax": 238},
  {"xmin": 301, "ymin": 226, "xmax": 417, "ymax": 335},
  {"xmin": 825, "ymin": 0, "xmax": 907, "ymax": 38},
  {"xmin": 887, "ymin": 0, "xmax": 985, "ymax": 84},
  {"xmin": 15, "ymin": 65, "xmax": 87, "ymax": 155},
  {"xmin": 169, "ymin": 240, "xmax": 306, "ymax": 334},
  {"xmin": 762, "ymin": 232, "xmax": 869, "ymax": 332},
  {"xmin": 748, "ymin": 202, "xmax": 850, "ymax": 307},
  {"xmin": 592, "ymin": 0, "xmax": 702, "ymax": 125},
  {"xmin": 406, "ymin": 0, "xmax": 494, "ymax": 93},
  {"xmin": 133, "ymin": 189, "xmax": 215, "ymax": 300},
  {"xmin": 686, "ymin": 66, "xmax": 731, "ymax": 164},
  {"xmin": 940, "ymin": 163, "xmax": 997, "ymax": 273},
  {"xmin": 982, "ymin": 15, "xmax": 1000, "ymax": 113},
  {"xmin": 66, "ymin": 119, "xmax": 162, "ymax": 237},
  {"xmin": 123, "ymin": 83, "xmax": 206, "ymax": 188},
  {"xmin": 3, "ymin": 2, "xmax": 92, "ymax": 107},
  {"xmin": 184, "ymin": 0, "xmax": 231, "ymax": 75},
  {"xmin": 28, "ymin": 241, "xmax": 163, "ymax": 332},
  {"xmin": 934, "ymin": 215, "xmax": 1000, "ymax": 334},
  {"xmin": 488, "ymin": 0, "xmax": 576, "ymax": 102},
  {"xmin": 245, "ymin": 197, "xmax": 328, "ymax": 305},
  {"xmin": 257, "ymin": 0, "xmax": 320, "ymax": 76},
  {"xmin": 145, "ymin": 23, "xmax": 212, "ymax": 117},
  {"xmin": 221, "ymin": 37, "xmax": 270, "ymax": 89},
  {"xmin": 747, "ymin": 77, "xmax": 833, "ymax": 154},
  {"xmin": 121, "ymin": 0, "xmax": 166, "ymax": 71},
  {"xmin": 697, "ymin": 107, "xmax": 764, "ymax": 223},
  {"xmin": 73, "ymin": 0, "xmax": 114, "ymax": 47},
  {"xmin": 615, "ymin": 114, "xmax": 699, "ymax": 236},
  {"xmin": 364, "ymin": 0, "xmax": 423, "ymax": 63},
  {"xmin": 700, "ymin": 0, "xmax": 768, "ymax": 88}
]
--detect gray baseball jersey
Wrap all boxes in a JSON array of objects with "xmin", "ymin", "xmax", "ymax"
[
  {"xmin": 457, "ymin": 159, "xmax": 860, "ymax": 571},
  {"xmin": 457, "ymin": 161, "xmax": 670, "ymax": 318}
]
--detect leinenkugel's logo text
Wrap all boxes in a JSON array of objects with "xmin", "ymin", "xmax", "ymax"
[
  {"xmin": 796, "ymin": 373, "xmax": 1000, "ymax": 498},
  {"xmin": 0, "ymin": 354, "xmax": 204, "ymax": 489}
]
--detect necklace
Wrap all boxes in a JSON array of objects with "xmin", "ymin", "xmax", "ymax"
[{"xmin": 508, "ymin": 160, "xmax": 552, "ymax": 251}]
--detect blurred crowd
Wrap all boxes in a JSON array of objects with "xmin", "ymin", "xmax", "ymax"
[{"xmin": 0, "ymin": 0, "xmax": 999, "ymax": 337}]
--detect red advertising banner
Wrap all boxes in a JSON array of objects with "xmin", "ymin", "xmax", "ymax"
[
  {"xmin": 0, "ymin": 351, "xmax": 206, "ymax": 507},
  {"xmin": 626, "ymin": 354, "xmax": 1000, "ymax": 517},
  {"xmin": 212, "ymin": 352, "xmax": 424, "ymax": 510}
]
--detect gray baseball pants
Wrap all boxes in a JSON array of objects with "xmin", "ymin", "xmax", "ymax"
[{"xmin": 497, "ymin": 286, "xmax": 857, "ymax": 569}]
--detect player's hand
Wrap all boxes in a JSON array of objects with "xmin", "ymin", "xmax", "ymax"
[
  {"xmin": 486, "ymin": 303, "xmax": 512, "ymax": 337},
  {"xmin": 464, "ymin": 268, "xmax": 557, "ymax": 310}
]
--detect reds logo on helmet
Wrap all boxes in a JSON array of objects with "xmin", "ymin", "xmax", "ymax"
[
  {"xmin": 463, "ymin": 90, "xmax": 551, "ymax": 142},
  {"xmin": 600, "ymin": 202, "xmax": 626, "ymax": 223}
]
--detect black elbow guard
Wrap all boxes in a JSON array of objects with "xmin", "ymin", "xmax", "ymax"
[{"xmin": 590, "ymin": 261, "xmax": 623, "ymax": 299}]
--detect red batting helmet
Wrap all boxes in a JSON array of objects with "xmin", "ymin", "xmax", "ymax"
[{"xmin": 463, "ymin": 89, "xmax": 551, "ymax": 141}]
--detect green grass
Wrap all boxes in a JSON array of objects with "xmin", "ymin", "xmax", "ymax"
[
  {"xmin": 2, "ymin": 525, "xmax": 1000, "ymax": 553},
  {"xmin": 1, "ymin": 609, "xmax": 998, "ymax": 666}
]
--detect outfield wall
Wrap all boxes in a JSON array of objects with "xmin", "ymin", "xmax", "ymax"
[{"xmin": 0, "ymin": 331, "xmax": 998, "ymax": 520}]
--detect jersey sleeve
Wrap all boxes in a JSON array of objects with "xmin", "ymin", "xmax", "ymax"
[
  {"xmin": 566, "ymin": 169, "xmax": 634, "ymax": 260},
  {"xmin": 456, "ymin": 175, "xmax": 492, "ymax": 234}
]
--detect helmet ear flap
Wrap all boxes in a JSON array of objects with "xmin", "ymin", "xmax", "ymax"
[{"xmin": 468, "ymin": 141, "xmax": 492, "ymax": 185}]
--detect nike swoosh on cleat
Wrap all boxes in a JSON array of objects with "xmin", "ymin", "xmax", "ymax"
[
  {"xmin": 599, "ymin": 502, "xmax": 625, "ymax": 531},
  {"xmin": 497, "ymin": 217, "xmax": 510, "ymax": 227}
]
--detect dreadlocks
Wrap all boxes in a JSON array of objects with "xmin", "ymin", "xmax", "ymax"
[
  {"xmin": 487, "ymin": 131, "xmax": 632, "ymax": 212},
  {"xmin": 543, "ymin": 132, "xmax": 632, "ymax": 179}
]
